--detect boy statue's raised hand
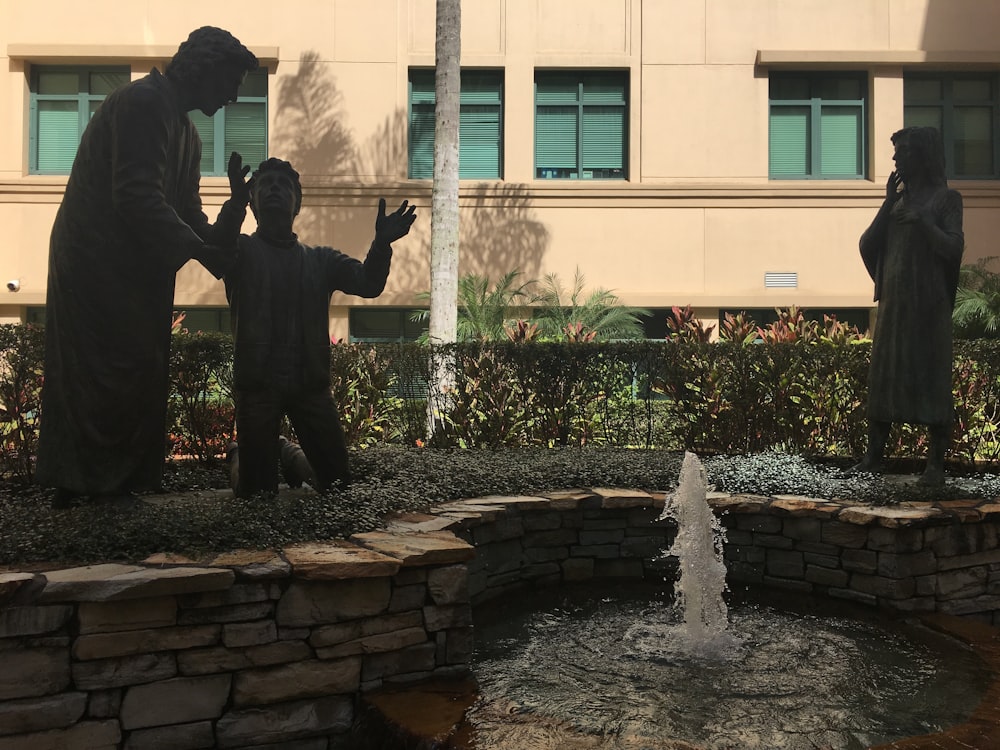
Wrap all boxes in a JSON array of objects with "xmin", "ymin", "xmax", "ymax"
[{"xmin": 375, "ymin": 198, "xmax": 418, "ymax": 246}]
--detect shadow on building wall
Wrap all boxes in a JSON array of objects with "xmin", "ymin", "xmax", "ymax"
[
  {"xmin": 919, "ymin": 0, "xmax": 998, "ymax": 52},
  {"xmin": 269, "ymin": 51, "xmax": 549, "ymax": 301}
]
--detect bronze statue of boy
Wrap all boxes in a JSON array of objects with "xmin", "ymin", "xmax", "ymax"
[{"xmin": 224, "ymin": 158, "xmax": 416, "ymax": 498}]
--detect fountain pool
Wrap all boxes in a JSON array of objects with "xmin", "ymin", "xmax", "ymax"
[
  {"xmin": 461, "ymin": 454, "xmax": 991, "ymax": 749},
  {"xmin": 466, "ymin": 583, "xmax": 991, "ymax": 749}
]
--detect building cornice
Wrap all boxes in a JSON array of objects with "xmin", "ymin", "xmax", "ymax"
[
  {"xmin": 756, "ymin": 49, "xmax": 1000, "ymax": 68},
  {"xmin": 6, "ymin": 43, "xmax": 279, "ymax": 67}
]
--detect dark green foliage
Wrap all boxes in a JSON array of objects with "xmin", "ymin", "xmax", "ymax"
[
  {"xmin": 167, "ymin": 332, "xmax": 235, "ymax": 462},
  {"xmin": 531, "ymin": 268, "xmax": 651, "ymax": 341},
  {"xmin": 329, "ymin": 343, "xmax": 404, "ymax": 446},
  {"xmin": 2, "ymin": 324, "xmax": 1000, "ymax": 481},
  {"xmin": 4, "ymin": 446, "xmax": 1000, "ymax": 566},
  {"xmin": 0, "ymin": 324, "xmax": 44, "ymax": 481},
  {"xmin": 954, "ymin": 256, "xmax": 1000, "ymax": 339}
]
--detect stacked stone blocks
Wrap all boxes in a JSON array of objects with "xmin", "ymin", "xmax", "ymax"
[{"xmin": 3, "ymin": 486, "xmax": 1000, "ymax": 747}]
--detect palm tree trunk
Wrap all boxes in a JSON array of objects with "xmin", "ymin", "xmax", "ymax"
[{"xmin": 427, "ymin": 0, "xmax": 461, "ymax": 437}]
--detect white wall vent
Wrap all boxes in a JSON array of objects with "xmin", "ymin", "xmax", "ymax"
[{"xmin": 764, "ymin": 272, "xmax": 798, "ymax": 288}]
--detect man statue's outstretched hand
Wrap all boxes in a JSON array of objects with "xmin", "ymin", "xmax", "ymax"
[
  {"xmin": 228, "ymin": 151, "xmax": 252, "ymax": 208},
  {"xmin": 375, "ymin": 198, "xmax": 417, "ymax": 246}
]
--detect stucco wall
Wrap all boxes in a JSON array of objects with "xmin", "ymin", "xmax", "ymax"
[{"xmin": 1, "ymin": 0, "xmax": 999, "ymax": 322}]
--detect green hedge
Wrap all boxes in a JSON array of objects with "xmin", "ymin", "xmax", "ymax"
[{"xmin": 2, "ymin": 326, "xmax": 999, "ymax": 481}]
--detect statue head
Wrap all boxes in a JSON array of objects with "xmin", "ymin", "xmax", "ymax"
[
  {"xmin": 250, "ymin": 158, "xmax": 302, "ymax": 225},
  {"xmin": 166, "ymin": 27, "xmax": 258, "ymax": 116},
  {"xmin": 891, "ymin": 126, "xmax": 947, "ymax": 185}
]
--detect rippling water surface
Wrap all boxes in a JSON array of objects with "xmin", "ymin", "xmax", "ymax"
[{"xmin": 467, "ymin": 584, "xmax": 990, "ymax": 750}]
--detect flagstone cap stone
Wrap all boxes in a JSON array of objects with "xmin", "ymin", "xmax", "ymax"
[
  {"xmin": 209, "ymin": 549, "xmax": 292, "ymax": 580},
  {"xmin": 433, "ymin": 502, "xmax": 506, "ymax": 523},
  {"xmin": 282, "ymin": 541, "xmax": 401, "ymax": 579},
  {"xmin": 769, "ymin": 496, "xmax": 841, "ymax": 517},
  {"xmin": 0, "ymin": 572, "xmax": 36, "ymax": 605},
  {"xmin": 837, "ymin": 505, "xmax": 944, "ymax": 528},
  {"xmin": 538, "ymin": 489, "xmax": 600, "ymax": 510},
  {"xmin": 352, "ymin": 530, "xmax": 475, "ymax": 567},
  {"xmin": 387, "ymin": 513, "xmax": 462, "ymax": 534},
  {"xmin": 142, "ymin": 552, "xmax": 202, "ymax": 566},
  {"xmin": 708, "ymin": 494, "xmax": 770, "ymax": 513},
  {"xmin": 591, "ymin": 487, "xmax": 659, "ymax": 509},
  {"xmin": 37, "ymin": 564, "xmax": 235, "ymax": 603},
  {"xmin": 461, "ymin": 495, "xmax": 553, "ymax": 511}
]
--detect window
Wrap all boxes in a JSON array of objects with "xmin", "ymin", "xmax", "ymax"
[
  {"xmin": 904, "ymin": 74, "xmax": 998, "ymax": 179},
  {"xmin": 190, "ymin": 69, "xmax": 268, "ymax": 176},
  {"xmin": 535, "ymin": 71, "xmax": 627, "ymax": 179},
  {"xmin": 769, "ymin": 73, "xmax": 867, "ymax": 179},
  {"xmin": 349, "ymin": 308, "xmax": 427, "ymax": 343},
  {"xmin": 408, "ymin": 69, "xmax": 503, "ymax": 179},
  {"xmin": 29, "ymin": 66, "xmax": 130, "ymax": 174}
]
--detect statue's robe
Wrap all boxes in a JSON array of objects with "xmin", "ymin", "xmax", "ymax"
[
  {"xmin": 36, "ymin": 68, "xmax": 242, "ymax": 495},
  {"xmin": 860, "ymin": 188, "xmax": 964, "ymax": 426}
]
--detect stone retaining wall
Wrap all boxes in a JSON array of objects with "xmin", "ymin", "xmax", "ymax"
[
  {"xmin": 712, "ymin": 493, "xmax": 1000, "ymax": 624},
  {"xmin": 1, "ymin": 486, "xmax": 999, "ymax": 748}
]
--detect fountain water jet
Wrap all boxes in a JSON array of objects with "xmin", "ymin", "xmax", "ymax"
[
  {"xmin": 660, "ymin": 451, "xmax": 733, "ymax": 651},
  {"xmin": 625, "ymin": 450, "xmax": 742, "ymax": 660}
]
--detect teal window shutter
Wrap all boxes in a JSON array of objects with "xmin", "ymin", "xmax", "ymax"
[
  {"xmin": 769, "ymin": 73, "xmax": 865, "ymax": 179},
  {"xmin": 536, "ymin": 106, "xmax": 578, "ymax": 177},
  {"xmin": 458, "ymin": 71, "xmax": 502, "ymax": 179},
  {"xmin": 30, "ymin": 66, "xmax": 129, "ymax": 174},
  {"xmin": 408, "ymin": 69, "xmax": 502, "ymax": 179},
  {"xmin": 189, "ymin": 69, "xmax": 268, "ymax": 176},
  {"xmin": 225, "ymin": 102, "xmax": 267, "ymax": 171},
  {"xmin": 408, "ymin": 71, "xmax": 436, "ymax": 179},
  {"xmin": 904, "ymin": 73, "xmax": 999, "ymax": 178},
  {"xmin": 535, "ymin": 71, "xmax": 627, "ymax": 180},
  {"xmin": 36, "ymin": 101, "xmax": 80, "ymax": 172},
  {"xmin": 581, "ymin": 106, "xmax": 625, "ymax": 174},
  {"xmin": 820, "ymin": 105, "xmax": 862, "ymax": 176},
  {"xmin": 954, "ymin": 106, "xmax": 993, "ymax": 176},
  {"xmin": 189, "ymin": 110, "xmax": 216, "ymax": 175},
  {"xmin": 769, "ymin": 106, "xmax": 810, "ymax": 176}
]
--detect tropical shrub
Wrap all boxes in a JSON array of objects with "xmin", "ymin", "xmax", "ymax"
[
  {"xmin": 0, "ymin": 324, "xmax": 44, "ymax": 481},
  {"xmin": 167, "ymin": 332, "xmax": 235, "ymax": 462}
]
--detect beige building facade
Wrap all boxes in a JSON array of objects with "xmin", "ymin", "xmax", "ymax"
[{"xmin": 2, "ymin": 0, "xmax": 999, "ymax": 340}]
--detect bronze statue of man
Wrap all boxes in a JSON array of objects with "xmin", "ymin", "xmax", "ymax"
[
  {"xmin": 36, "ymin": 27, "xmax": 258, "ymax": 507},
  {"xmin": 851, "ymin": 126, "xmax": 964, "ymax": 486}
]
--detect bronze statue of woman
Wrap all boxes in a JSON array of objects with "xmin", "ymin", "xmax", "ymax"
[{"xmin": 851, "ymin": 126, "xmax": 964, "ymax": 486}]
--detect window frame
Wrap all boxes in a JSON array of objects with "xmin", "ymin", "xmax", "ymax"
[
  {"xmin": 189, "ymin": 68, "xmax": 269, "ymax": 177},
  {"xmin": 349, "ymin": 308, "xmax": 427, "ymax": 343},
  {"xmin": 407, "ymin": 68, "xmax": 504, "ymax": 180},
  {"xmin": 534, "ymin": 70, "xmax": 629, "ymax": 181},
  {"xmin": 903, "ymin": 72, "xmax": 1000, "ymax": 180},
  {"xmin": 768, "ymin": 71, "xmax": 868, "ymax": 180},
  {"xmin": 29, "ymin": 65, "xmax": 130, "ymax": 175}
]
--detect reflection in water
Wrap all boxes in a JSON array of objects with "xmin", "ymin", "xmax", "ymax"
[{"xmin": 468, "ymin": 585, "xmax": 989, "ymax": 750}]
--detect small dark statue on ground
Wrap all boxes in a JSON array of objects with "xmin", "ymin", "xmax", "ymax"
[
  {"xmin": 224, "ymin": 158, "xmax": 416, "ymax": 498},
  {"xmin": 37, "ymin": 27, "xmax": 258, "ymax": 508},
  {"xmin": 849, "ymin": 126, "xmax": 964, "ymax": 486}
]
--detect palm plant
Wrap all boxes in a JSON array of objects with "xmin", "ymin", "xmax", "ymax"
[
  {"xmin": 411, "ymin": 270, "xmax": 534, "ymax": 342},
  {"xmin": 530, "ymin": 267, "xmax": 651, "ymax": 341},
  {"xmin": 953, "ymin": 256, "xmax": 1000, "ymax": 339}
]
